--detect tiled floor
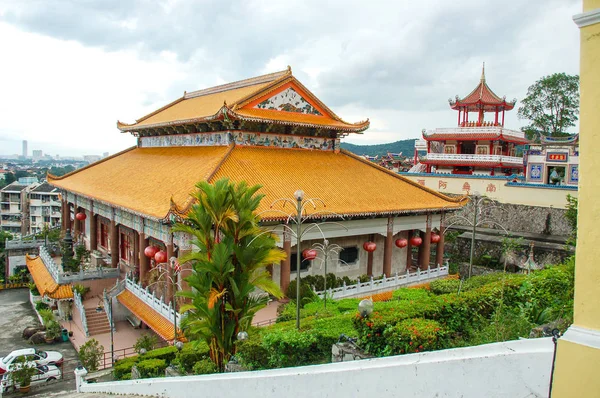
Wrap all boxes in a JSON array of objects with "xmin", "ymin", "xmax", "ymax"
[{"xmin": 252, "ymin": 299, "xmax": 283, "ymax": 326}]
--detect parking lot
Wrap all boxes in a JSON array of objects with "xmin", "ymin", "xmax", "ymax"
[{"xmin": 0, "ymin": 288, "xmax": 79, "ymax": 397}]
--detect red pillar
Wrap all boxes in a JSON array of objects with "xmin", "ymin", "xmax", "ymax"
[
  {"xmin": 418, "ymin": 215, "xmax": 432, "ymax": 270},
  {"xmin": 382, "ymin": 217, "xmax": 393, "ymax": 277},
  {"xmin": 457, "ymin": 110, "xmax": 461, "ymax": 126},
  {"xmin": 139, "ymin": 232, "xmax": 149, "ymax": 286},
  {"xmin": 436, "ymin": 213, "xmax": 446, "ymax": 267},
  {"xmin": 406, "ymin": 230, "xmax": 413, "ymax": 269},
  {"xmin": 457, "ymin": 142, "xmax": 462, "ymax": 154},
  {"xmin": 166, "ymin": 236, "xmax": 174, "ymax": 305},
  {"xmin": 89, "ymin": 213, "xmax": 97, "ymax": 251},
  {"xmin": 494, "ymin": 108, "xmax": 499, "ymax": 125},
  {"xmin": 366, "ymin": 234, "xmax": 374, "ymax": 276},
  {"xmin": 280, "ymin": 228, "xmax": 291, "ymax": 294},
  {"xmin": 502, "ymin": 109, "xmax": 505, "ymax": 126},
  {"xmin": 110, "ymin": 220, "xmax": 119, "ymax": 268}
]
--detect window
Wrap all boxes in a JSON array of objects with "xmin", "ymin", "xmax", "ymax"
[
  {"xmin": 444, "ymin": 145, "xmax": 456, "ymax": 154},
  {"xmin": 290, "ymin": 253, "xmax": 310, "ymax": 272},
  {"xmin": 339, "ymin": 247, "xmax": 359, "ymax": 265},
  {"xmin": 120, "ymin": 232, "xmax": 132, "ymax": 262}
]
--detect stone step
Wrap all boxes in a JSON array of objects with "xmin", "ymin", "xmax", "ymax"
[{"xmin": 88, "ymin": 327, "xmax": 111, "ymax": 336}]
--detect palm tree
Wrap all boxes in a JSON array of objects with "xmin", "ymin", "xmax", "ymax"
[{"xmin": 174, "ymin": 178, "xmax": 284, "ymax": 371}]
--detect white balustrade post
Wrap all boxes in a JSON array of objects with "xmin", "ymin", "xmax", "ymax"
[
  {"xmin": 395, "ymin": 272, "xmax": 399, "ymax": 284},
  {"xmin": 427, "ymin": 265, "xmax": 431, "ymax": 278},
  {"xmin": 370, "ymin": 276, "xmax": 374, "ymax": 290}
]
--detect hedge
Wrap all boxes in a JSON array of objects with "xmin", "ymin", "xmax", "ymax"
[
  {"xmin": 192, "ymin": 359, "xmax": 218, "ymax": 375},
  {"xmin": 383, "ymin": 318, "xmax": 447, "ymax": 355},
  {"xmin": 136, "ymin": 358, "xmax": 167, "ymax": 378},
  {"xmin": 113, "ymin": 357, "xmax": 138, "ymax": 380}
]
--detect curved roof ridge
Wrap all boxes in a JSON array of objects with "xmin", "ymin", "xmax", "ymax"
[{"xmin": 185, "ymin": 69, "xmax": 291, "ymax": 100}]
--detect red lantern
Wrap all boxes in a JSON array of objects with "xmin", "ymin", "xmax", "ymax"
[
  {"xmin": 154, "ymin": 250, "xmax": 168, "ymax": 264},
  {"xmin": 410, "ymin": 236, "xmax": 423, "ymax": 247},
  {"xmin": 363, "ymin": 242, "xmax": 377, "ymax": 252},
  {"xmin": 431, "ymin": 234, "xmax": 441, "ymax": 244},
  {"xmin": 302, "ymin": 249, "xmax": 317, "ymax": 260},
  {"xmin": 395, "ymin": 238, "xmax": 408, "ymax": 248},
  {"xmin": 144, "ymin": 246, "xmax": 159, "ymax": 259},
  {"xmin": 75, "ymin": 212, "xmax": 87, "ymax": 221}
]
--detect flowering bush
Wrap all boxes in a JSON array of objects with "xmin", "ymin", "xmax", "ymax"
[{"xmin": 383, "ymin": 318, "xmax": 446, "ymax": 355}]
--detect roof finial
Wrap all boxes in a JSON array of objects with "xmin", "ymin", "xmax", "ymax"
[
  {"xmin": 481, "ymin": 62, "xmax": 486, "ymax": 81},
  {"xmin": 287, "ymin": 65, "xmax": 292, "ymax": 73}
]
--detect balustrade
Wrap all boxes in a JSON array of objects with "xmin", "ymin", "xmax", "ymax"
[{"xmin": 315, "ymin": 266, "xmax": 448, "ymax": 300}]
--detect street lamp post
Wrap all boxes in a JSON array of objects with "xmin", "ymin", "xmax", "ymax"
[
  {"xmin": 294, "ymin": 189, "xmax": 304, "ymax": 330},
  {"xmin": 468, "ymin": 194, "xmax": 479, "ymax": 278}
]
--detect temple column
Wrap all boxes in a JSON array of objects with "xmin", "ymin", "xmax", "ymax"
[
  {"xmin": 139, "ymin": 232, "xmax": 149, "ymax": 286},
  {"xmin": 382, "ymin": 217, "xmax": 393, "ymax": 277},
  {"xmin": 406, "ymin": 230, "xmax": 413, "ymax": 269},
  {"xmin": 418, "ymin": 215, "xmax": 432, "ymax": 270},
  {"xmin": 73, "ymin": 207, "xmax": 80, "ymax": 238},
  {"xmin": 89, "ymin": 212, "xmax": 97, "ymax": 251},
  {"xmin": 110, "ymin": 219, "xmax": 119, "ymax": 268},
  {"xmin": 133, "ymin": 229, "xmax": 139, "ymax": 270},
  {"xmin": 436, "ymin": 213, "xmax": 445, "ymax": 267},
  {"xmin": 457, "ymin": 109, "xmax": 461, "ymax": 126},
  {"xmin": 280, "ymin": 228, "xmax": 291, "ymax": 294},
  {"xmin": 166, "ymin": 234, "xmax": 174, "ymax": 305},
  {"xmin": 366, "ymin": 234, "xmax": 374, "ymax": 276},
  {"xmin": 61, "ymin": 199, "xmax": 67, "ymax": 233}
]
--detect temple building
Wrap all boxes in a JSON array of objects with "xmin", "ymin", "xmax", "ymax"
[
  {"xmin": 43, "ymin": 67, "xmax": 464, "ymax": 342},
  {"xmin": 417, "ymin": 65, "xmax": 529, "ymax": 176},
  {"xmin": 524, "ymin": 134, "xmax": 579, "ymax": 186}
]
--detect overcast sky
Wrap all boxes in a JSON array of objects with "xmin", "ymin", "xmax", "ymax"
[{"xmin": 0, "ymin": 0, "xmax": 581, "ymax": 157}]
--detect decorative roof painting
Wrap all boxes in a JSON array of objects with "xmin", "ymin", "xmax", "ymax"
[{"xmin": 254, "ymin": 87, "xmax": 322, "ymax": 115}]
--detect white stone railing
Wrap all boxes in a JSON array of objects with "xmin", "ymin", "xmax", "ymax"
[
  {"xmin": 125, "ymin": 275, "xmax": 177, "ymax": 325},
  {"xmin": 425, "ymin": 153, "xmax": 523, "ymax": 165},
  {"xmin": 315, "ymin": 265, "xmax": 448, "ymax": 300},
  {"xmin": 74, "ymin": 288, "xmax": 89, "ymax": 337},
  {"xmin": 426, "ymin": 126, "xmax": 526, "ymax": 140},
  {"xmin": 39, "ymin": 246, "xmax": 120, "ymax": 284}
]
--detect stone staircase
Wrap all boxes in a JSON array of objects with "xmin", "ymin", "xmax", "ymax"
[{"xmin": 84, "ymin": 308, "xmax": 111, "ymax": 336}]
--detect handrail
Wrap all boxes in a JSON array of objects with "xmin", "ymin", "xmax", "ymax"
[
  {"xmin": 39, "ymin": 245, "xmax": 120, "ymax": 284},
  {"xmin": 424, "ymin": 153, "xmax": 523, "ymax": 164},
  {"xmin": 315, "ymin": 265, "xmax": 448, "ymax": 299},
  {"xmin": 74, "ymin": 288, "xmax": 89, "ymax": 337},
  {"xmin": 125, "ymin": 274, "xmax": 177, "ymax": 324}
]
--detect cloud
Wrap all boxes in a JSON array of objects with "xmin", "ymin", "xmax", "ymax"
[{"xmin": 0, "ymin": 0, "xmax": 581, "ymax": 153}]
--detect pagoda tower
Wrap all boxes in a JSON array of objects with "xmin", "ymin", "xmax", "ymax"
[{"xmin": 419, "ymin": 64, "xmax": 529, "ymax": 176}]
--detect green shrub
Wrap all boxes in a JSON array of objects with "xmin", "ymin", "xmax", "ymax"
[
  {"xmin": 286, "ymin": 280, "xmax": 317, "ymax": 307},
  {"xmin": 178, "ymin": 343, "xmax": 210, "ymax": 372},
  {"xmin": 192, "ymin": 359, "xmax": 218, "ymax": 375},
  {"xmin": 113, "ymin": 357, "xmax": 138, "ymax": 380},
  {"xmin": 35, "ymin": 301, "xmax": 49, "ymax": 311},
  {"xmin": 383, "ymin": 318, "xmax": 447, "ymax": 355},
  {"xmin": 236, "ymin": 339, "xmax": 270, "ymax": 370},
  {"xmin": 136, "ymin": 358, "xmax": 167, "ymax": 378},
  {"xmin": 429, "ymin": 279, "xmax": 461, "ymax": 295},
  {"xmin": 134, "ymin": 334, "xmax": 159, "ymax": 354},
  {"xmin": 38, "ymin": 309, "xmax": 54, "ymax": 325},
  {"xmin": 392, "ymin": 288, "xmax": 431, "ymax": 301},
  {"xmin": 143, "ymin": 346, "xmax": 178, "ymax": 363},
  {"xmin": 79, "ymin": 338, "xmax": 104, "ymax": 372},
  {"xmin": 448, "ymin": 262, "xmax": 459, "ymax": 275},
  {"xmin": 28, "ymin": 283, "xmax": 40, "ymax": 296}
]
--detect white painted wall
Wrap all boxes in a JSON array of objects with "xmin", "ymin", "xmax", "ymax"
[{"xmin": 79, "ymin": 338, "xmax": 554, "ymax": 398}]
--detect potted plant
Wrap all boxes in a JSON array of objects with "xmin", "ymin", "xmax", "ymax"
[
  {"xmin": 11, "ymin": 356, "xmax": 37, "ymax": 393},
  {"xmin": 45, "ymin": 320, "xmax": 61, "ymax": 343}
]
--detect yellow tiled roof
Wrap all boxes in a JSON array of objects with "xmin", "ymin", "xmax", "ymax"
[
  {"xmin": 117, "ymin": 68, "xmax": 368, "ymax": 132},
  {"xmin": 117, "ymin": 289, "xmax": 184, "ymax": 342},
  {"xmin": 50, "ymin": 144, "xmax": 463, "ymax": 221},
  {"xmin": 211, "ymin": 147, "xmax": 463, "ymax": 219},
  {"xmin": 49, "ymin": 146, "xmax": 231, "ymax": 219},
  {"xmin": 26, "ymin": 255, "xmax": 73, "ymax": 300}
]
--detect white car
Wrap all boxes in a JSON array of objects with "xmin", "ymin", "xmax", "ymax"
[
  {"xmin": 0, "ymin": 349, "xmax": 63, "ymax": 374},
  {"xmin": 1, "ymin": 364, "xmax": 62, "ymax": 392}
]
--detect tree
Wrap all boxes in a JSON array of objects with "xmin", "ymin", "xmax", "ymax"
[
  {"xmin": 565, "ymin": 194, "xmax": 578, "ymax": 247},
  {"xmin": 4, "ymin": 172, "xmax": 16, "ymax": 185},
  {"xmin": 517, "ymin": 73, "xmax": 580, "ymax": 139},
  {"xmin": 174, "ymin": 178, "xmax": 284, "ymax": 372}
]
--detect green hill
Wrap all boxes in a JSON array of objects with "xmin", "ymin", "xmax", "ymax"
[{"xmin": 340, "ymin": 139, "xmax": 416, "ymax": 157}]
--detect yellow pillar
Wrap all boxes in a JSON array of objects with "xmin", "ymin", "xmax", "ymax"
[{"xmin": 552, "ymin": 2, "xmax": 600, "ymax": 396}]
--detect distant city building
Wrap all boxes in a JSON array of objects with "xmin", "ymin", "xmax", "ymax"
[
  {"xmin": 102, "ymin": 152, "xmax": 109, "ymax": 158},
  {"xmin": 32, "ymin": 150, "xmax": 43, "ymax": 160},
  {"xmin": 28, "ymin": 182, "xmax": 61, "ymax": 235},
  {"xmin": 83, "ymin": 155, "xmax": 101, "ymax": 163},
  {"xmin": 0, "ymin": 177, "xmax": 39, "ymax": 237},
  {"xmin": 22, "ymin": 140, "xmax": 28, "ymax": 158}
]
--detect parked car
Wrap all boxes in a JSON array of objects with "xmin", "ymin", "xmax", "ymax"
[
  {"xmin": 0, "ymin": 349, "xmax": 63, "ymax": 374},
  {"xmin": 1, "ymin": 364, "xmax": 62, "ymax": 392}
]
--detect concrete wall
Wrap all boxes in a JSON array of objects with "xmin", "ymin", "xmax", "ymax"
[
  {"xmin": 79, "ymin": 338, "xmax": 554, "ymax": 398},
  {"xmin": 402, "ymin": 173, "xmax": 577, "ymax": 208}
]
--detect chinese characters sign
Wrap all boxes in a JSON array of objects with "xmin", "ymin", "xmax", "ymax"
[{"xmin": 546, "ymin": 152, "xmax": 568, "ymax": 162}]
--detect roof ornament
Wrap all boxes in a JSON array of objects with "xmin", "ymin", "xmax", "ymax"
[
  {"xmin": 481, "ymin": 62, "xmax": 486, "ymax": 81},
  {"xmin": 287, "ymin": 65, "xmax": 292, "ymax": 73}
]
